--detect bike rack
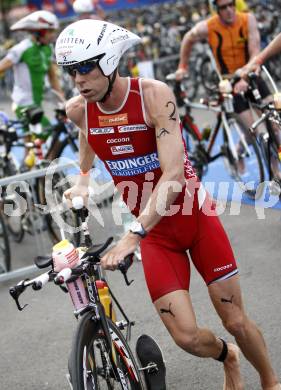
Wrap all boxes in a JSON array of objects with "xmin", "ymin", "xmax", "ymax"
[{"xmin": 0, "ymin": 161, "xmax": 75, "ymax": 283}]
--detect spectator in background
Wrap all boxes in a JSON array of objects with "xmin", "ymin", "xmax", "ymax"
[{"xmin": 72, "ymin": 0, "xmax": 105, "ymax": 20}]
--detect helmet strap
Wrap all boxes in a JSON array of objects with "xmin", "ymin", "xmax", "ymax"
[{"xmin": 98, "ymin": 68, "xmax": 117, "ymax": 103}]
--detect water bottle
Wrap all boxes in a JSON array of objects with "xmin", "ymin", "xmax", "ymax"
[
  {"xmin": 24, "ymin": 149, "xmax": 35, "ymax": 168},
  {"xmin": 52, "ymin": 240, "xmax": 89, "ymax": 311},
  {"xmin": 67, "ymin": 277, "xmax": 89, "ymax": 311},
  {"xmin": 96, "ymin": 279, "xmax": 116, "ymax": 321},
  {"xmin": 201, "ymin": 124, "xmax": 212, "ymax": 141},
  {"xmin": 52, "ymin": 239, "xmax": 80, "ymax": 272}
]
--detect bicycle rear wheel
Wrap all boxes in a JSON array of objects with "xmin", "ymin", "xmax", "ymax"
[
  {"xmin": 0, "ymin": 210, "xmax": 11, "ymax": 273},
  {"xmin": 69, "ymin": 312, "xmax": 143, "ymax": 390},
  {"xmin": 222, "ymin": 119, "xmax": 265, "ymax": 199}
]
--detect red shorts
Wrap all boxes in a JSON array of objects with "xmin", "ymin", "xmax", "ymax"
[{"xmin": 140, "ymin": 191, "xmax": 238, "ymax": 302}]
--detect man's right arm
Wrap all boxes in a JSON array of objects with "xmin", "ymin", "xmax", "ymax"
[
  {"xmin": 0, "ymin": 57, "xmax": 13, "ymax": 74},
  {"xmin": 176, "ymin": 20, "xmax": 208, "ymax": 77},
  {"xmin": 66, "ymin": 95, "xmax": 96, "ymax": 173},
  {"xmin": 64, "ymin": 96, "xmax": 96, "ymax": 203}
]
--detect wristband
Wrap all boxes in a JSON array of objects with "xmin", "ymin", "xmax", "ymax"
[
  {"xmin": 80, "ymin": 170, "xmax": 90, "ymax": 176},
  {"xmin": 178, "ymin": 63, "xmax": 188, "ymax": 71}
]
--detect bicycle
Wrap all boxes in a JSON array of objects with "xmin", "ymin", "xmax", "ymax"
[
  {"xmin": 0, "ymin": 207, "xmax": 11, "ymax": 273},
  {"xmin": 0, "ymin": 113, "xmax": 79, "ymax": 245},
  {"xmin": 9, "ymin": 196, "xmax": 166, "ymax": 389},
  {"xmin": 166, "ymin": 73, "xmax": 265, "ymax": 199},
  {"xmin": 247, "ymin": 67, "xmax": 281, "ymax": 195}
]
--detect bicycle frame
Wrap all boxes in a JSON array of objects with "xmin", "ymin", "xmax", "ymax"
[
  {"xmin": 246, "ymin": 67, "xmax": 281, "ymax": 186},
  {"xmin": 184, "ymin": 94, "xmax": 251, "ymax": 165},
  {"xmin": 9, "ymin": 203, "xmax": 139, "ymax": 389}
]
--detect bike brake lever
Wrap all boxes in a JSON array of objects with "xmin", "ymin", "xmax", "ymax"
[
  {"xmin": 118, "ymin": 255, "xmax": 134, "ymax": 286},
  {"xmin": 9, "ymin": 281, "xmax": 29, "ymax": 311}
]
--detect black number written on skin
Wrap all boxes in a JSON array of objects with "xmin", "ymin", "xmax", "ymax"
[{"xmin": 166, "ymin": 101, "xmax": 176, "ymax": 121}]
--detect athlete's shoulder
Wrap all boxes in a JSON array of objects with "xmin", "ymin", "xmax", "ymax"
[
  {"xmin": 140, "ymin": 78, "xmax": 176, "ymax": 124},
  {"xmin": 65, "ymin": 95, "xmax": 85, "ymax": 126},
  {"xmin": 7, "ymin": 38, "xmax": 32, "ymax": 61},
  {"xmin": 141, "ymin": 78, "xmax": 174, "ymax": 101},
  {"xmin": 206, "ymin": 13, "xmax": 220, "ymax": 26}
]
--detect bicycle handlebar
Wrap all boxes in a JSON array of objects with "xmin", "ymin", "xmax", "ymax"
[{"xmin": 10, "ymin": 195, "xmax": 135, "ymax": 310}]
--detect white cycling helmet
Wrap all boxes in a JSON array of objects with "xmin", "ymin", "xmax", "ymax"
[
  {"xmin": 55, "ymin": 19, "xmax": 141, "ymax": 76},
  {"xmin": 10, "ymin": 10, "xmax": 59, "ymax": 31},
  {"xmin": 73, "ymin": 0, "xmax": 94, "ymax": 14}
]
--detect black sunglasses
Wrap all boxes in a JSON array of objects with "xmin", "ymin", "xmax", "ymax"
[
  {"xmin": 217, "ymin": 1, "xmax": 235, "ymax": 11},
  {"xmin": 63, "ymin": 59, "xmax": 98, "ymax": 77}
]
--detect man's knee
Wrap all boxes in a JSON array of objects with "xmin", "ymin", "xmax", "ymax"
[
  {"xmin": 173, "ymin": 328, "xmax": 200, "ymax": 354},
  {"xmin": 223, "ymin": 312, "xmax": 248, "ymax": 338}
]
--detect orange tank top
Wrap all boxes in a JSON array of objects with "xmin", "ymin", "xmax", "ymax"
[{"xmin": 207, "ymin": 12, "xmax": 249, "ymax": 75}]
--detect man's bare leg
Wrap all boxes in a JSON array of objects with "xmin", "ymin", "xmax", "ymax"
[
  {"xmin": 209, "ymin": 275, "xmax": 279, "ymax": 389},
  {"xmin": 154, "ymin": 290, "xmax": 244, "ymax": 389},
  {"xmin": 223, "ymin": 343, "xmax": 242, "ymax": 390}
]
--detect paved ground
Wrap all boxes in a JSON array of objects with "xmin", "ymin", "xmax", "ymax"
[
  {"xmin": 1, "ymin": 203, "xmax": 281, "ymax": 390},
  {"xmin": 0, "ymin": 97, "xmax": 281, "ymax": 389}
]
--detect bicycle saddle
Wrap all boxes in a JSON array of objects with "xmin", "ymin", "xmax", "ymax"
[
  {"xmin": 34, "ymin": 255, "xmax": 53, "ymax": 269},
  {"xmin": 81, "ymin": 237, "xmax": 114, "ymax": 260}
]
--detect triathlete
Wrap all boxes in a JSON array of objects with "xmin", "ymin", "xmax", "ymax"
[
  {"xmin": 175, "ymin": 0, "xmax": 277, "ymax": 175},
  {"xmin": 0, "ymin": 10, "xmax": 64, "ymax": 127},
  {"xmin": 56, "ymin": 19, "xmax": 280, "ymax": 389}
]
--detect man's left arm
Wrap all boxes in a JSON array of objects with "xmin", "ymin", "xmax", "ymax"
[
  {"xmin": 48, "ymin": 63, "xmax": 65, "ymax": 101},
  {"xmin": 137, "ymin": 81, "xmax": 185, "ymax": 232}
]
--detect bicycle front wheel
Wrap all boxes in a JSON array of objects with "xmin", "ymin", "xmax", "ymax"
[
  {"xmin": 69, "ymin": 312, "xmax": 143, "ymax": 390},
  {"xmin": 222, "ymin": 119, "xmax": 265, "ymax": 199}
]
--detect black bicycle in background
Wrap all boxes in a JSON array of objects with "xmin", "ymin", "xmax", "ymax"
[
  {"xmin": 247, "ymin": 68, "xmax": 281, "ymax": 195},
  {"xmin": 9, "ymin": 197, "xmax": 166, "ymax": 390},
  {"xmin": 166, "ymin": 73, "xmax": 265, "ymax": 200},
  {"xmin": 0, "ymin": 209, "xmax": 11, "ymax": 273},
  {"xmin": 0, "ymin": 110, "xmax": 80, "ymax": 246}
]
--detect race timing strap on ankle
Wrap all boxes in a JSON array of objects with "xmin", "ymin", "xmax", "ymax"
[{"xmin": 216, "ymin": 338, "xmax": 228, "ymax": 362}]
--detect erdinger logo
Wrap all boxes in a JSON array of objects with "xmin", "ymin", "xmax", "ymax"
[
  {"xmin": 98, "ymin": 114, "xmax": 128, "ymax": 127},
  {"xmin": 106, "ymin": 152, "xmax": 160, "ymax": 176},
  {"xmin": 214, "ymin": 264, "xmax": 233, "ymax": 272},
  {"xmin": 118, "ymin": 124, "xmax": 147, "ymax": 133}
]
